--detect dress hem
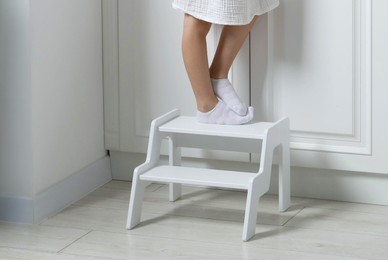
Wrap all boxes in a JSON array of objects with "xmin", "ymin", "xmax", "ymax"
[{"xmin": 172, "ymin": 2, "xmax": 279, "ymax": 25}]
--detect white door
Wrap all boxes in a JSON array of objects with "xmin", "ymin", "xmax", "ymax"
[
  {"xmin": 103, "ymin": 0, "xmax": 388, "ymax": 175},
  {"xmin": 103, "ymin": 0, "xmax": 250, "ymax": 162},
  {"xmin": 249, "ymin": 0, "xmax": 388, "ymax": 174}
]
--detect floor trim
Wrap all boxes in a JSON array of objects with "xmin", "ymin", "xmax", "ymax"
[
  {"xmin": 111, "ymin": 151, "xmax": 388, "ymax": 206},
  {"xmin": 34, "ymin": 156, "xmax": 112, "ymax": 223},
  {"xmin": 0, "ymin": 156, "xmax": 112, "ymax": 224},
  {"xmin": 0, "ymin": 196, "xmax": 34, "ymax": 224}
]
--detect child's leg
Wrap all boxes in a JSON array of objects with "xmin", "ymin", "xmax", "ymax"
[
  {"xmin": 210, "ymin": 17, "xmax": 259, "ymax": 115},
  {"xmin": 182, "ymin": 14, "xmax": 217, "ymax": 113},
  {"xmin": 182, "ymin": 14, "xmax": 253, "ymax": 124}
]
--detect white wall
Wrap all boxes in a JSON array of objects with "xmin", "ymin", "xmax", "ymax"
[
  {"xmin": 0, "ymin": 0, "xmax": 33, "ymax": 199},
  {"xmin": 31, "ymin": 0, "xmax": 106, "ymax": 195},
  {"xmin": 0, "ymin": 0, "xmax": 109, "ymax": 223}
]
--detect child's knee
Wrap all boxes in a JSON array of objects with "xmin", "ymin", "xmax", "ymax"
[{"xmin": 183, "ymin": 14, "xmax": 211, "ymax": 36}]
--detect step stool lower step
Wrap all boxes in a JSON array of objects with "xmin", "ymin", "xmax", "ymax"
[
  {"xmin": 127, "ymin": 110, "xmax": 290, "ymax": 241},
  {"xmin": 139, "ymin": 165, "xmax": 256, "ymax": 190}
]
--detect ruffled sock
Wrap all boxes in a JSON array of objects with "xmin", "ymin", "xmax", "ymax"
[
  {"xmin": 211, "ymin": 78, "xmax": 248, "ymax": 116},
  {"xmin": 196, "ymin": 101, "xmax": 254, "ymax": 125}
]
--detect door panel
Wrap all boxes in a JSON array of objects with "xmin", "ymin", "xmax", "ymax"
[
  {"xmin": 252, "ymin": 0, "xmax": 372, "ymax": 155},
  {"xmin": 106, "ymin": 0, "xmax": 250, "ymax": 161},
  {"xmin": 103, "ymin": 0, "xmax": 388, "ymax": 174},
  {"xmin": 251, "ymin": 0, "xmax": 388, "ymax": 173}
]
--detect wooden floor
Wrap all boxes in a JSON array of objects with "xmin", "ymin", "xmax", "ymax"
[{"xmin": 1, "ymin": 180, "xmax": 388, "ymax": 259}]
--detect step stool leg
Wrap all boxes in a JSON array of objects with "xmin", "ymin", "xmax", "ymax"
[
  {"xmin": 242, "ymin": 186, "xmax": 260, "ymax": 241},
  {"xmin": 169, "ymin": 136, "xmax": 182, "ymax": 202},
  {"xmin": 169, "ymin": 183, "xmax": 182, "ymax": 202},
  {"xmin": 279, "ymin": 142, "xmax": 291, "ymax": 212},
  {"xmin": 126, "ymin": 177, "xmax": 148, "ymax": 230}
]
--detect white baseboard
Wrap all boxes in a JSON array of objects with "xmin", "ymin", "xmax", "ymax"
[
  {"xmin": 268, "ymin": 166, "xmax": 388, "ymax": 206},
  {"xmin": 0, "ymin": 156, "xmax": 112, "ymax": 224},
  {"xmin": 0, "ymin": 196, "xmax": 34, "ymax": 224},
  {"xmin": 34, "ymin": 156, "xmax": 112, "ymax": 223},
  {"xmin": 111, "ymin": 151, "xmax": 388, "ymax": 206},
  {"xmin": 110, "ymin": 151, "xmax": 146, "ymax": 181}
]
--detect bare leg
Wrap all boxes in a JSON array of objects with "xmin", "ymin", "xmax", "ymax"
[
  {"xmin": 208, "ymin": 17, "xmax": 258, "ymax": 116},
  {"xmin": 182, "ymin": 14, "xmax": 254, "ymax": 124},
  {"xmin": 210, "ymin": 16, "xmax": 259, "ymax": 79},
  {"xmin": 182, "ymin": 14, "xmax": 217, "ymax": 113}
]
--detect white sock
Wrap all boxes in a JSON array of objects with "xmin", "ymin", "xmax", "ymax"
[
  {"xmin": 196, "ymin": 101, "xmax": 254, "ymax": 125},
  {"xmin": 211, "ymin": 78, "xmax": 248, "ymax": 116}
]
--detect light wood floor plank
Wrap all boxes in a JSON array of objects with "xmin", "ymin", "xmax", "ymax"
[
  {"xmin": 62, "ymin": 230, "xmax": 359, "ymax": 260},
  {"xmin": 2, "ymin": 180, "xmax": 388, "ymax": 259}
]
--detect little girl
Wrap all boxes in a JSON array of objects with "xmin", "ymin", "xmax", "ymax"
[{"xmin": 172, "ymin": 0, "xmax": 279, "ymax": 124}]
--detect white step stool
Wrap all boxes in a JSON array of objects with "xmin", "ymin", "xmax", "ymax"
[{"xmin": 127, "ymin": 109, "xmax": 290, "ymax": 241}]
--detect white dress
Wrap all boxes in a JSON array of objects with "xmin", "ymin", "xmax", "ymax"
[{"xmin": 172, "ymin": 0, "xmax": 279, "ymax": 25}]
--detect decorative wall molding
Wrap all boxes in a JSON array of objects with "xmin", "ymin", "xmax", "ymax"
[
  {"xmin": 102, "ymin": 0, "xmax": 120, "ymax": 150},
  {"xmin": 263, "ymin": 0, "xmax": 372, "ymax": 155}
]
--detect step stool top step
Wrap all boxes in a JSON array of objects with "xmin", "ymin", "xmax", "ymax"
[
  {"xmin": 159, "ymin": 116, "xmax": 274, "ymax": 139},
  {"xmin": 140, "ymin": 165, "xmax": 256, "ymax": 190}
]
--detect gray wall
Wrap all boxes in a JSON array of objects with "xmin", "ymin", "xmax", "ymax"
[
  {"xmin": 0, "ymin": 0, "xmax": 33, "ymax": 200},
  {"xmin": 0, "ymin": 0, "xmax": 109, "ymax": 223}
]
